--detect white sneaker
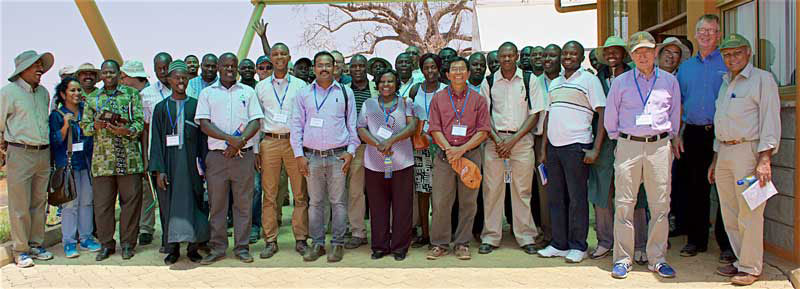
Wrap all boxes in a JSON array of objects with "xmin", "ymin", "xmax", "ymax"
[
  {"xmin": 537, "ymin": 245, "xmax": 568, "ymax": 258},
  {"xmin": 565, "ymin": 249, "xmax": 586, "ymax": 263}
]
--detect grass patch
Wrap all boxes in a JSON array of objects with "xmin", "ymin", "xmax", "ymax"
[{"xmin": 0, "ymin": 208, "xmax": 9, "ymax": 243}]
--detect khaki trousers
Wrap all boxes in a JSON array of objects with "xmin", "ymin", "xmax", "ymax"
[
  {"xmin": 715, "ymin": 142, "xmax": 764, "ymax": 275},
  {"xmin": 346, "ymin": 144, "xmax": 367, "ymax": 238},
  {"xmin": 7, "ymin": 146, "xmax": 49, "ymax": 254},
  {"xmin": 612, "ymin": 138, "xmax": 671, "ymax": 266},
  {"xmin": 430, "ymin": 148, "xmax": 481, "ymax": 248},
  {"xmin": 481, "ymin": 133, "xmax": 538, "ymax": 247},
  {"xmin": 259, "ymin": 137, "xmax": 308, "ymax": 242},
  {"xmin": 533, "ymin": 134, "xmax": 551, "ymax": 241},
  {"xmin": 93, "ymin": 174, "xmax": 143, "ymax": 249}
]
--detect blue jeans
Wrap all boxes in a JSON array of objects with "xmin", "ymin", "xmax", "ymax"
[
  {"xmin": 61, "ymin": 169, "xmax": 94, "ymax": 245},
  {"xmin": 306, "ymin": 153, "xmax": 348, "ymax": 246}
]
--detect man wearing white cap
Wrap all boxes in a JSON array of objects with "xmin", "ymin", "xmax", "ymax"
[
  {"xmin": 59, "ymin": 65, "xmax": 76, "ymax": 80},
  {"xmin": 0, "ymin": 50, "xmax": 56, "ymax": 267},
  {"xmin": 121, "ymin": 60, "xmax": 150, "ymax": 92},
  {"xmin": 657, "ymin": 37, "xmax": 690, "ymax": 75},
  {"xmin": 605, "ymin": 31, "xmax": 681, "ymax": 279}
]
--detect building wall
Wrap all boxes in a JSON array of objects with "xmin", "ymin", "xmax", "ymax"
[{"xmin": 767, "ymin": 102, "xmax": 797, "ymax": 253}]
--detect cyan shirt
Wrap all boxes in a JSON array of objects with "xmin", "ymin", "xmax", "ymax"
[{"xmin": 676, "ymin": 49, "xmax": 727, "ymax": 125}]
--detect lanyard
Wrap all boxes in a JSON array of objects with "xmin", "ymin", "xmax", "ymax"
[
  {"xmin": 422, "ymin": 83, "xmax": 436, "ymax": 118},
  {"xmin": 379, "ymin": 94, "xmax": 399, "ymax": 126},
  {"xmin": 447, "ymin": 87, "xmax": 470, "ymax": 124},
  {"xmin": 95, "ymin": 89, "xmax": 117, "ymax": 112},
  {"xmin": 399, "ymin": 81, "xmax": 412, "ymax": 97},
  {"xmin": 313, "ymin": 83, "xmax": 334, "ymax": 113},
  {"xmin": 166, "ymin": 99, "xmax": 186, "ymax": 133},
  {"xmin": 634, "ymin": 68, "xmax": 658, "ymax": 106},
  {"xmin": 272, "ymin": 76, "xmax": 290, "ymax": 109},
  {"xmin": 157, "ymin": 82, "xmax": 167, "ymax": 100}
]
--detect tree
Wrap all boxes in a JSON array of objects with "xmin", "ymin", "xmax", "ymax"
[{"xmin": 301, "ymin": 0, "xmax": 474, "ymax": 57}]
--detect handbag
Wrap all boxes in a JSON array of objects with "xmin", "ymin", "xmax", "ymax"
[
  {"xmin": 412, "ymin": 120, "xmax": 429, "ymax": 150},
  {"xmin": 47, "ymin": 111, "xmax": 77, "ymax": 206}
]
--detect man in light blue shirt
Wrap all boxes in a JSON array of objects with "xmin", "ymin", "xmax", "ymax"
[{"xmin": 187, "ymin": 54, "xmax": 219, "ymax": 98}]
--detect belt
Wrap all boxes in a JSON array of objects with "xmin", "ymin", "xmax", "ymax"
[
  {"xmin": 619, "ymin": 132, "xmax": 669, "ymax": 143},
  {"xmin": 304, "ymin": 146, "xmax": 347, "ymax": 157},
  {"xmin": 686, "ymin": 124, "xmax": 714, "ymax": 132},
  {"xmin": 721, "ymin": 139, "xmax": 754, "ymax": 145},
  {"xmin": 498, "ymin": 130, "xmax": 517, "ymax": 134},
  {"xmin": 7, "ymin": 142, "xmax": 49, "ymax": 150},
  {"xmin": 212, "ymin": 146, "xmax": 253, "ymax": 152},
  {"xmin": 265, "ymin": 132, "xmax": 290, "ymax": 139}
]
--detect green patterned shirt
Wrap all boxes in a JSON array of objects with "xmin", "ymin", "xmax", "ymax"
[{"xmin": 80, "ymin": 85, "xmax": 145, "ymax": 177}]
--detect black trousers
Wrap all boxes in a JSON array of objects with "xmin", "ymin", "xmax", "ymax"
[
  {"xmin": 681, "ymin": 124, "xmax": 731, "ymax": 250},
  {"xmin": 546, "ymin": 143, "xmax": 591, "ymax": 251}
]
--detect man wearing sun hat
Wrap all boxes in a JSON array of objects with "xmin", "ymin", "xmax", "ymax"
[
  {"xmin": 75, "ymin": 62, "xmax": 101, "ymax": 97},
  {"xmin": 657, "ymin": 37, "xmax": 690, "ymax": 75},
  {"xmin": 710, "ymin": 33, "xmax": 780, "ymax": 286},
  {"xmin": 605, "ymin": 31, "xmax": 681, "ymax": 279},
  {"xmin": 1, "ymin": 50, "xmax": 56, "ymax": 267},
  {"xmin": 120, "ymin": 60, "xmax": 149, "ymax": 92},
  {"xmin": 589, "ymin": 36, "xmax": 649, "ymax": 264}
]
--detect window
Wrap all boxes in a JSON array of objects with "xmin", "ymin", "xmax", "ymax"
[
  {"xmin": 723, "ymin": 1, "xmax": 756, "ymax": 64},
  {"xmin": 610, "ymin": 0, "xmax": 628, "ymax": 39},
  {"xmin": 759, "ymin": 0, "xmax": 796, "ymax": 87}
]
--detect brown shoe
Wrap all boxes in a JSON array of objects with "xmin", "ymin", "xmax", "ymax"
[
  {"xmin": 455, "ymin": 245, "xmax": 471, "ymax": 260},
  {"xmin": 716, "ymin": 264, "xmax": 738, "ymax": 277},
  {"xmin": 426, "ymin": 246, "xmax": 449, "ymax": 260},
  {"xmin": 731, "ymin": 273, "xmax": 759, "ymax": 286}
]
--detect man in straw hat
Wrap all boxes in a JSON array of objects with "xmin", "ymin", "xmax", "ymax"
[
  {"xmin": 657, "ymin": 37, "xmax": 690, "ymax": 75},
  {"xmin": 1, "ymin": 50, "xmax": 55, "ymax": 267},
  {"xmin": 80, "ymin": 59, "xmax": 146, "ymax": 261},
  {"xmin": 589, "ymin": 36, "xmax": 649, "ymax": 263},
  {"xmin": 605, "ymin": 31, "xmax": 681, "ymax": 279},
  {"xmin": 709, "ymin": 33, "xmax": 781, "ymax": 286},
  {"xmin": 426, "ymin": 56, "xmax": 490, "ymax": 261},
  {"xmin": 675, "ymin": 14, "xmax": 734, "ymax": 263},
  {"xmin": 75, "ymin": 62, "xmax": 100, "ymax": 97}
]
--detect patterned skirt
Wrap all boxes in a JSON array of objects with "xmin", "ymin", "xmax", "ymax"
[{"xmin": 413, "ymin": 145, "xmax": 437, "ymax": 193}]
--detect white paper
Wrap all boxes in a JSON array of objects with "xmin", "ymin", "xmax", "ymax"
[
  {"xmin": 72, "ymin": 142, "xmax": 84, "ymax": 152},
  {"xmin": 423, "ymin": 122, "xmax": 430, "ymax": 133},
  {"xmin": 377, "ymin": 127, "xmax": 393, "ymax": 139},
  {"xmin": 273, "ymin": 113, "xmax": 288, "ymax": 123},
  {"xmin": 310, "ymin": 118, "xmax": 324, "ymax": 128},
  {"xmin": 451, "ymin": 124, "xmax": 467, "ymax": 136},
  {"xmin": 167, "ymin": 135, "xmax": 180, "ymax": 147},
  {"xmin": 635, "ymin": 114, "xmax": 653, "ymax": 126},
  {"xmin": 741, "ymin": 181, "xmax": 779, "ymax": 211}
]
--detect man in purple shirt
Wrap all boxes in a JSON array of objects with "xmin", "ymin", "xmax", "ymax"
[
  {"xmin": 290, "ymin": 51, "xmax": 359, "ymax": 263},
  {"xmin": 604, "ymin": 31, "xmax": 681, "ymax": 279}
]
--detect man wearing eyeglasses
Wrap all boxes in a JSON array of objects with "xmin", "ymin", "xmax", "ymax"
[
  {"xmin": 256, "ymin": 55, "xmax": 273, "ymax": 81},
  {"xmin": 674, "ymin": 14, "xmax": 734, "ymax": 264}
]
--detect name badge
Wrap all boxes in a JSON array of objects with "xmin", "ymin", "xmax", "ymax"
[
  {"xmin": 635, "ymin": 114, "xmax": 653, "ymax": 126},
  {"xmin": 167, "ymin": 134, "xmax": 180, "ymax": 147},
  {"xmin": 451, "ymin": 124, "xmax": 467, "ymax": 136},
  {"xmin": 72, "ymin": 142, "xmax": 84, "ymax": 152},
  {"xmin": 273, "ymin": 113, "xmax": 288, "ymax": 123},
  {"xmin": 423, "ymin": 122, "xmax": 430, "ymax": 133},
  {"xmin": 377, "ymin": 126, "xmax": 393, "ymax": 139},
  {"xmin": 310, "ymin": 118, "xmax": 324, "ymax": 128}
]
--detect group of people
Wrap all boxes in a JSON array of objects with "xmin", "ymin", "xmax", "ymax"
[{"xmin": 0, "ymin": 14, "xmax": 780, "ymax": 286}]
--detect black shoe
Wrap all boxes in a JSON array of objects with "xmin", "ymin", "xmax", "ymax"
[
  {"xmin": 187, "ymin": 250, "xmax": 202, "ymax": 263},
  {"xmin": 164, "ymin": 253, "xmax": 179, "ymax": 265},
  {"xmin": 200, "ymin": 252, "xmax": 225, "ymax": 265},
  {"xmin": 345, "ymin": 237, "xmax": 367, "ymax": 249},
  {"xmin": 138, "ymin": 233, "xmax": 153, "ymax": 245},
  {"xmin": 411, "ymin": 236, "xmax": 430, "ymax": 248},
  {"xmin": 121, "ymin": 246, "xmax": 135, "ymax": 260},
  {"xmin": 371, "ymin": 251, "xmax": 387, "ymax": 260},
  {"xmin": 680, "ymin": 244, "xmax": 698, "ymax": 257},
  {"xmin": 295, "ymin": 240, "xmax": 309, "ymax": 255},
  {"xmin": 159, "ymin": 246, "xmax": 167, "ymax": 254},
  {"xmin": 260, "ymin": 242, "xmax": 278, "ymax": 259},
  {"xmin": 236, "ymin": 250, "xmax": 254, "ymax": 263},
  {"xmin": 393, "ymin": 252, "xmax": 406, "ymax": 261},
  {"xmin": 521, "ymin": 244, "xmax": 538, "ymax": 255},
  {"xmin": 478, "ymin": 243, "xmax": 495, "ymax": 254},
  {"xmin": 719, "ymin": 250, "xmax": 737, "ymax": 264},
  {"xmin": 328, "ymin": 245, "xmax": 344, "ymax": 262},
  {"xmin": 303, "ymin": 244, "xmax": 326, "ymax": 262},
  {"xmin": 95, "ymin": 248, "xmax": 115, "ymax": 261}
]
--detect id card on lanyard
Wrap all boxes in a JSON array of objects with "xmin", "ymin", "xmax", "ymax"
[
  {"xmin": 377, "ymin": 96, "xmax": 398, "ymax": 140},
  {"xmin": 310, "ymin": 84, "xmax": 333, "ymax": 128},
  {"xmin": 272, "ymin": 77, "xmax": 291, "ymax": 123},
  {"xmin": 448, "ymin": 88, "xmax": 470, "ymax": 137},
  {"xmin": 634, "ymin": 69, "xmax": 658, "ymax": 127},
  {"xmin": 166, "ymin": 100, "xmax": 186, "ymax": 147}
]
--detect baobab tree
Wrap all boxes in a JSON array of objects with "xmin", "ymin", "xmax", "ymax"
[{"xmin": 300, "ymin": 0, "xmax": 474, "ymax": 57}]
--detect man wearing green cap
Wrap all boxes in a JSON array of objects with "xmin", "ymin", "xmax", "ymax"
[
  {"xmin": 148, "ymin": 60, "xmax": 210, "ymax": 265},
  {"xmin": 605, "ymin": 31, "xmax": 681, "ymax": 279},
  {"xmin": 1, "ymin": 50, "xmax": 55, "ymax": 267},
  {"xmin": 590, "ymin": 36, "xmax": 649, "ymax": 263},
  {"xmin": 81, "ymin": 59, "xmax": 146, "ymax": 261},
  {"xmin": 709, "ymin": 33, "xmax": 781, "ymax": 286},
  {"xmin": 138, "ymin": 52, "xmax": 172, "ymax": 248}
]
